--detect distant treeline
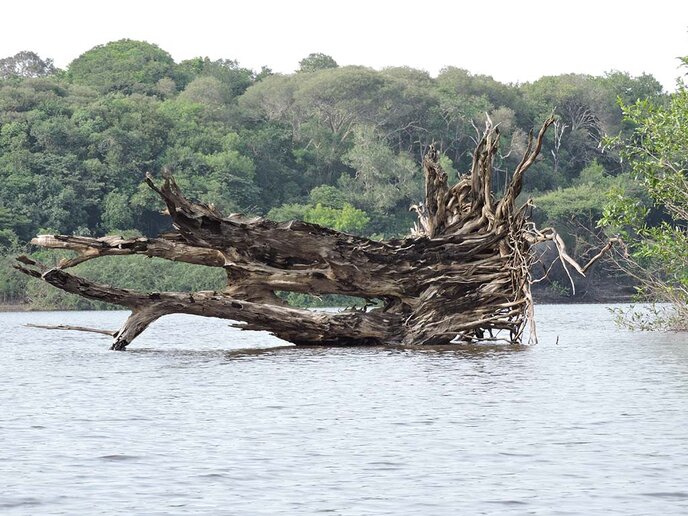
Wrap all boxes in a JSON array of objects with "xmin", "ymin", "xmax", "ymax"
[{"xmin": 0, "ymin": 41, "xmax": 666, "ymax": 307}]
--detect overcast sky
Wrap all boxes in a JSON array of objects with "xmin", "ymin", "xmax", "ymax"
[{"xmin": 2, "ymin": 0, "xmax": 687, "ymax": 90}]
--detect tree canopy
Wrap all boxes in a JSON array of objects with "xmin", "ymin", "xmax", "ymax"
[
  {"xmin": 0, "ymin": 39, "xmax": 670, "ymax": 308},
  {"xmin": 67, "ymin": 39, "xmax": 177, "ymax": 94},
  {"xmin": 298, "ymin": 53, "xmax": 338, "ymax": 73},
  {"xmin": 0, "ymin": 51, "xmax": 56, "ymax": 79}
]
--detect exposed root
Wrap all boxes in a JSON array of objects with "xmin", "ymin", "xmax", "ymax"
[{"xmin": 17, "ymin": 117, "xmax": 614, "ymax": 349}]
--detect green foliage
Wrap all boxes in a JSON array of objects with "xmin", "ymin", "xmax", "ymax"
[
  {"xmin": 5, "ymin": 251, "xmax": 227, "ymax": 310},
  {"xmin": 268, "ymin": 201, "xmax": 369, "ymax": 234},
  {"xmin": 0, "ymin": 51, "xmax": 57, "ymax": 79},
  {"xmin": 535, "ymin": 183, "xmax": 608, "ymax": 226},
  {"xmin": 304, "ymin": 203, "xmax": 369, "ymax": 233},
  {"xmin": 0, "ymin": 228, "xmax": 20, "ymax": 249},
  {"xmin": 278, "ymin": 292, "xmax": 367, "ymax": 308},
  {"xmin": 309, "ymin": 185, "xmax": 346, "ymax": 208},
  {"xmin": 176, "ymin": 57, "xmax": 253, "ymax": 98},
  {"xmin": 575, "ymin": 159, "xmax": 606, "ymax": 185},
  {"xmin": 67, "ymin": 39, "xmax": 176, "ymax": 94},
  {"xmin": 600, "ymin": 185, "xmax": 648, "ymax": 235},
  {"xmin": 600, "ymin": 78, "xmax": 688, "ymax": 327},
  {"xmin": 608, "ymin": 303, "xmax": 684, "ymax": 332},
  {"xmin": 341, "ymin": 125, "xmax": 422, "ymax": 212},
  {"xmin": 178, "ymin": 76, "xmax": 229, "ymax": 111},
  {"xmin": 266, "ymin": 203, "xmax": 309, "ymax": 222},
  {"xmin": 0, "ymin": 40, "xmax": 671, "ymax": 309},
  {"xmin": 532, "ymin": 178, "xmax": 611, "ymax": 257},
  {"xmin": 298, "ymin": 53, "xmax": 338, "ymax": 73},
  {"xmin": 102, "ymin": 190, "xmax": 135, "ymax": 232},
  {"xmin": 548, "ymin": 280, "xmax": 572, "ymax": 297},
  {"xmin": 535, "ymin": 161, "xmax": 618, "ymax": 227},
  {"xmin": 0, "ymin": 254, "xmax": 28, "ymax": 304},
  {"xmin": 0, "ymin": 204, "xmax": 32, "ymax": 241},
  {"xmin": 0, "ymin": 235, "xmax": 27, "ymax": 305}
]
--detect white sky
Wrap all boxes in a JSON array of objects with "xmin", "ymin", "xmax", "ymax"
[{"xmin": 2, "ymin": 0, "xmax": 687, "ymax": 91}]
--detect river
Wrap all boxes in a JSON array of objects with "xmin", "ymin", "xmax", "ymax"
[{"xmin": 1, "ymin": 304, "xmax": 687, "ymax": 515}]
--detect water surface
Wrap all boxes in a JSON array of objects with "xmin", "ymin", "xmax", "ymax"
[{"xmin": 2, "ymin": 305, "xmax": 688, "ymax": 514}]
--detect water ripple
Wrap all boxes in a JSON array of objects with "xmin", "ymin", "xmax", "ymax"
[{"xmin": 2, "ymin": 305, "xmax": 688, "ymax": 515}]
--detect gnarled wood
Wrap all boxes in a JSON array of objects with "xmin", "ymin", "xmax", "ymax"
[{"xmin": 17, "ymin": 117, "xmax": 614, "ymax": 349}]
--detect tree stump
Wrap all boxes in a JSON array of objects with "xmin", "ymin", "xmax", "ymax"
[{"xmin": 16, "ymin": 118, "xmax": 612, "ymax": 349}]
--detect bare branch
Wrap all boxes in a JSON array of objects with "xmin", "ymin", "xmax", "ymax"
[{"xmin": 25, "ymin": 324, "xmax": 116, "ymax": 337}]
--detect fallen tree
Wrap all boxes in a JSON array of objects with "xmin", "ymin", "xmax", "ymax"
[{"xmin": 16, "ymin": 117, "xmax": 613, "ymax": 350}]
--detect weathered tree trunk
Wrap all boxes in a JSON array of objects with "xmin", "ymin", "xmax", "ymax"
[{"xmin": 16, "ymin": 118, "xmax": 613, "ymax": 349}]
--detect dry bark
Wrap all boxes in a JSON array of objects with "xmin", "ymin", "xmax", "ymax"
[{"xmin": 16, "ymin": 118, "xmax": 613, "ymax": 350}]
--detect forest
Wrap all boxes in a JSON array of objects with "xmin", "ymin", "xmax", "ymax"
[{"xmin": 0, "ymin": 40, "xmax": 674, "ymax": 309}]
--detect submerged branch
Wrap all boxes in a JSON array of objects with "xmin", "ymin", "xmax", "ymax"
[
  {"xmin": 16, "ymin": 258, "xmax": 402, "ymax": 350},
  {"xmin": 25, "ymin": 324, "xmax": 116, "ymax": 337}
]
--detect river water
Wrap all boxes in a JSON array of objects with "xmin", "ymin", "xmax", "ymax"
[{"xmin": 1, "ymin": 305, "xmax": 688, "ymax": 515}]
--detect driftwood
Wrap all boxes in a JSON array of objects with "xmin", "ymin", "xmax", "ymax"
[
  {"xmin": 24, "ymin": 323, "xmax": 116, "ymax": 337},
  {"xmin": 16, "ymin": 118, "xmax": 613, "ymax": 350}
]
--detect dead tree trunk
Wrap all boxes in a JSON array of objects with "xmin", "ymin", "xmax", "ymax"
[{"xmin": 16, "ymin": 118, "xmax": 613, "ymax": 349}]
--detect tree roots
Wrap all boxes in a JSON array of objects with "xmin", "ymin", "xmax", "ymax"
[{"xmin": 17, "ymin": 117, "xmax": 615, "ymax": 349}]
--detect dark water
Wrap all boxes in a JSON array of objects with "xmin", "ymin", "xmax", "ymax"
[{"xmin": 2, "ymin": 305, "xmax": 688, "ymax": 515}]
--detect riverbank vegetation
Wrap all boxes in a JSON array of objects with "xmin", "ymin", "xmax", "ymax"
[
  {"xmin": 0, "ymin": 41, "xmax": 677, "ymax": 310},
  {"xmin": 601, "ymin": 60, "xmax": 688, "ymax": 329}
]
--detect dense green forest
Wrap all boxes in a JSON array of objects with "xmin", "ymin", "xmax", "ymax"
[{"xmin": 0, "ymin": 40, "xmax": 668, "ymax": 308}]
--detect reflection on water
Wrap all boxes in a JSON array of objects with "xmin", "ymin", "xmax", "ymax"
[{"xmin": 2, "ymin": 305, "xmax": 688, "ymax": 515}]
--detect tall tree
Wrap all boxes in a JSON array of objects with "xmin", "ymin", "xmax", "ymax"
[
  {"xmin": 0, "ymin": 51, "xmax": 56, "ymax": 79},
  {"xmin": 67, "ymin": 40, "xmax": 176, "ymax": 94},
  {"xmin": 298, "ymin": 53, "xmax": 338, "ymax": 73}
]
